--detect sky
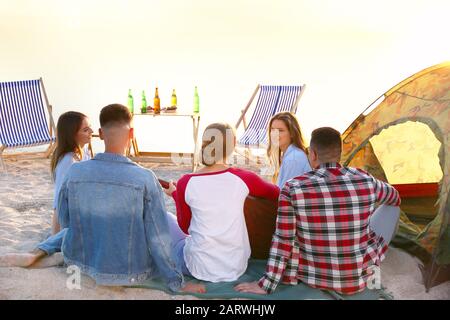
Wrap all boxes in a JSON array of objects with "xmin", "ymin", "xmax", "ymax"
[{"xmin": 1, "ymin": 0, "xmax": 449, "ymax": 153}]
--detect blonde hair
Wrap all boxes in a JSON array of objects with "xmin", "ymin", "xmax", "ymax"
[
  {"xmin": 266, "ymin": 112, "xmax": 307, "ymax": 183},
  {"xmin": 200, "ymin": 123, "xmax": 236, "ymax": 166}
]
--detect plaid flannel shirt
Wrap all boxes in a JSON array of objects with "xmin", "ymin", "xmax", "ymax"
[{"xmin": 258, "ymin": 162, "xmax": 400, "ymax": 294}]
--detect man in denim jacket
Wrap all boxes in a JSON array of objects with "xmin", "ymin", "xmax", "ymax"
[
  {"xmin": 0, "ymin": 104, "xmax": 204, "ymax": 293},
  {"xmin": 60, "ymin": 104, "xmax": 205, "ymax": 293}
]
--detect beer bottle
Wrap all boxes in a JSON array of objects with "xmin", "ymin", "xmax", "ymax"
[
  {"xmin": 127, "ymin": 89, "xmax": 134, "ymax": 114},
  {"xmin": 193, "ymin": 86, "xmax": 199, "ymax": 114},
  {"xmin": 153, "ymin": 87, "xmax": 161, "ymax": 114},
  {"xmin": 171, "ymin": 89, "xmax": 177, "ymax": 107},
  {"xmin": 141, "ymin": 90, "xmax": 147, "ymax": 113}
]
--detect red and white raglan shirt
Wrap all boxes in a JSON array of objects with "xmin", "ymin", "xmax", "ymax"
[{"xmin": 172, "ymin": 167, "xmax": 279, "ymax": 282}]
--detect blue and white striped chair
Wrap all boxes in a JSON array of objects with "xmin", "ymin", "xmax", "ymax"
[
  {"xmin": 235, "ymin": 85, "xmax": 305, "ymax": 156},
  {"xmin": 0, "ymin": 78, "xmax": 56, "ymax": 170}
]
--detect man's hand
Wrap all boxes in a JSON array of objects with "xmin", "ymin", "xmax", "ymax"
[
  {"xmin": 180, "ymin": 282, "xmax": 206, "ymax": 294},
  {"xmin": 163, "ymin": 180, "xmax": 177, "ymax": 196},
  {"xmin": 234, "ymin": 281, "xmax": 267, "ymax": 295}
]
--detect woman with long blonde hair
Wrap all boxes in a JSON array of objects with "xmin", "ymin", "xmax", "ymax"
[
  {"xmin": 163, "ymin": 122, "xmax": 279, "ymax": 283},
  {"xmin": 267, "ymin": 112, "xmax": 311, "ymax": 188}
]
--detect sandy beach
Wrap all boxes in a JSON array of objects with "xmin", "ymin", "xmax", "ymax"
[{"xmin": 0, "ymin": 157, "xmax": 449, "ymax": 300}]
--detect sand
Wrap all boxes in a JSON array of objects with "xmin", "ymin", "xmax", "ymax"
[{"xmin": 0, "ymin": 157, "xmax": 449, "ymax": 300}]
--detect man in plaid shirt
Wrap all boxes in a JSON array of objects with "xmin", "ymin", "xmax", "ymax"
[{"xmin": 236, "ymin": 127, "xmax": 400, "ymax": 295}]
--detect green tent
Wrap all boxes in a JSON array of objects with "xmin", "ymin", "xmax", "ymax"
[{"xmin": 341, "ymin": 62, "xmax": 450, "ymax": 291}]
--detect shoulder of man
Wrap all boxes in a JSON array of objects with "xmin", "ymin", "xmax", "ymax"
[
  {"xmin": 132, "ymin": 164, "xmax": 159, "ymax": 183},
  {"xmin": 91, "ymin": 158, "xmax": 157, "ymax": 183},
  {"xmin": 284, "ymin": 170, "xmax": 318, "ymax": 188},
  {"xmin": 130, "ymin": 165, "xmax": 164, "ymax": 198},
  {"xmin": 344, "ymin": 166, "xmax": 374, "ymax": 178},
  {"xmin": 340, "ymin": 165, "xmax": 383, "ymax": 185}
]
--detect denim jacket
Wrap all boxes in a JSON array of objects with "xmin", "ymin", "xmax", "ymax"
[{"xmin": 57, "ymin": 152, "xmax": 184, "ymax": 291}]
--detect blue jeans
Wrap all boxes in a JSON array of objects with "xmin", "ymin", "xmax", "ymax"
[
  {"xmin": 37, "ymin": 214, "xmax": 193, "ymax": 277},
  {"xmin": 369, "ymin": 205, "xmax": 400, "ymax": 244},
  {"xmin": 37, "ymin": 228, "xmax": 67, "ymax": 255},
  {"xmin": 166, "ymin": 212, "xmax": 191, "ymax": 276}
]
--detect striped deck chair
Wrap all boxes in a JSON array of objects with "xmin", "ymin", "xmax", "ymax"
[
  {"xmin": 0, "ymin": 78, "xmax": 56, "ymax": 170},
  {"xmin": 235, "ymin": 85, "xmax": 305, "ymax": 160}
]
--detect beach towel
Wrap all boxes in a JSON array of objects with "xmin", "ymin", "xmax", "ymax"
[{"xmin": 130, "ymin": 259, "xmax": 393, "ymax": 300}]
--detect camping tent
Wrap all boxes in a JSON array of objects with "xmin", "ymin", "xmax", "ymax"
[{"xmin": 341, "ymin": 62, "xmax": 450, "ymax": 291}]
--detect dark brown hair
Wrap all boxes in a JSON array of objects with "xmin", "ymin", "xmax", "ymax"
[
  {"xmin": 100, "ymin": 104, "xmax": 132, "ymax": 128},
  {"xmin": 50, "ymin": 111, "xmax": 87, "ymax": 178},
  {"xmin": 200, "ymin": 123, "xmax": 235, "ymax": 166},
  {"xmin": 310, "ymin": 127, "xmax": 342, "ymax": 161}
]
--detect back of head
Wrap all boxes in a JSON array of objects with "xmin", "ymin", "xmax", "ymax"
[
  {"xmin": 201, "ymin": 122, "xmax": 236, "ymax": 166},
  {"xmin": 51, "ymin": 111, "xmax": 87, "ymax": 176},
  {"xmin": 100, "ymin": 104, "xmax": 132, "ymax": 129},
  {"xmin": 310, "ymin": 127, "xmax": 342, "ymax": 163},
  {"xmin": 99, "ymin": 104, "xmax": 133, "ymax": 154}
]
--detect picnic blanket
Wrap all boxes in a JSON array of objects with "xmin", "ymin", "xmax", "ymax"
[{"xmin": 131, "ymin": 259, "xmax": 393, "ymax": 300}]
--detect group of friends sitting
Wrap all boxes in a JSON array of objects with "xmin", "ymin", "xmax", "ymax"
[{"xmin": 0, "ymin": 103, "xmax": 401, "ymax": 295}]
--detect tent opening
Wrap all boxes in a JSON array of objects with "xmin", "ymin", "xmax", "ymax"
[{"xmin": 347, "ymin": 120, "xmax": 443, "ymax": 231}]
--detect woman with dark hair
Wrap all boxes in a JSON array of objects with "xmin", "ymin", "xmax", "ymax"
[
  {"xmin": 163, "ymin": 123, "xmax": 279, "ymax": 283},
  {"xmin": 267, "ymin": 112, "xmax": 311, "ymax": 188},
  {"xmin": 50, "ymin": 111, "xmax": 93, "ymax": 234},
  {"xmin": 0, "ymin": 111, "xmax": 92, "ymax": 267}
]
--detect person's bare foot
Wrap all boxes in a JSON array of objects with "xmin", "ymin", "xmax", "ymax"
[
  {"xmin": 31, "ymin": 252, "xmax": 64, "ymax": 268},
  {"xmin": 180, "ymin": 282, "xmax": 207, "ymax": 294},
  {"xmin": 0, "ymin": 253, "xmax": 42, "ymax": 267},
  {"xmin": 0, "ymin": 249, "xmax": 47, "ymax": 268}
]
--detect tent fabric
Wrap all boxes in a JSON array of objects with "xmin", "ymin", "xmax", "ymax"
[
  {"xmin": 340, "ymin": 62, "xmax": 450, "ymax": 288},
  {"xmin": 393, "ymin": 183, "xmax": 439, "ymax": 198},
  {"xmin": 130, "ymin": 259, "xmax": 392, "ymax": 300}
]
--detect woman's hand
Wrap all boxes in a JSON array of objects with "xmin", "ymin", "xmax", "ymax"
[{"xmin": 163, "ymin": 180, "xmax": 177, "ymax": 196}]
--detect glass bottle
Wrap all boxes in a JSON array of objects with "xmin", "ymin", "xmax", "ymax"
[
  {"xmin": 193, "ymin": 86, "xmax": 199, "ymax": 114},
  {"xmin": 153, "ymin": 87, "xmax": 160, "ymax": 114},
  {"xmin": 141, "ymin": 90, "xmax": 147, "ymax": 113},
  {"xmin": 171, "ymin": 89, "xmax": 177, "ymax": 107},
  {"xmin": 127, "ymin": 89, "xmax": 134, "ymax": 114}
]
